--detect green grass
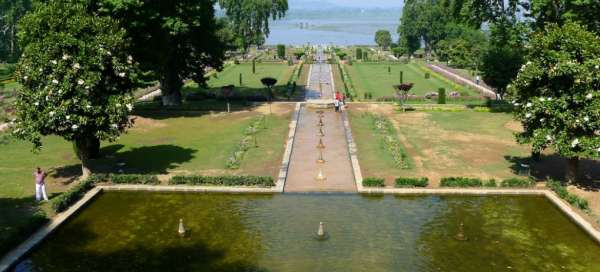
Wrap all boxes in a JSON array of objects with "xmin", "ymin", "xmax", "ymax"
[
  {"xmin": 0, "ymin": 107, "xmax": 292, "ymax": 256},
  {"xmin": 350, "ymin": 107, "xmax": 529, "ymax": 186},
  {"xmin": 183, "ymin": 62, "xmax": 295, "ymax": 99},
  {"xmin": 345, "ymin": 62, "xmax": 480, "ymax": 99}
]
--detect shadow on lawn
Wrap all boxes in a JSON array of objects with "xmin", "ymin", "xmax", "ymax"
[
  {"xmin": 51, "ymin": 144, "xmax": 197, "ymax": 177},
  {"xmin": 0, "ymin": 196, "xmax": 48, "ymax": 258},
  {"xmin": 505, "ymin": 154, "xmax": 600, "ymax": 189},
  {"xmin": 14, "ymin": 219, "xmax": 270, "ymax": 272}
]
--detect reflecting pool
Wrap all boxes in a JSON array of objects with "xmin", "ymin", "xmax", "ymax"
[{"xmin": 16, "ymin": 192, "xmax": 600, "ymax": 272}]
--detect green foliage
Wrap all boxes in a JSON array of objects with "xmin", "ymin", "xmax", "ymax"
[
  {"xmin": 547, "ymin": 179, "xmax": 589, "ymax": 210},
  {"xmin": 362, "ymin": 177, "xmax": 385, "ymax": 187},
  {"xmin": 14, "ymin": 1, "xmax": 137, "ymax": 157},
  {"xmin": 508, "ymin": 23, "xmax": 600, "ymax": 161},
  {"xmin": 440, "ymin": 177, "xmax": 483, "ymax": 187},
  {"xmin": 277, "ymin": 44, "xmax": 286, "ymax": 59},
  {"xmin": 107, "ymin": 174, "xmax": 160, "ymax": 185},
  {"xmin": 483, "ymin": 179, "xmax": 497, "ymax": 187},
  {"xmin": 226, "ymin": 115, "xmax": 266, "ymax": 169},
  {"xmin": 0, "ymin": 0, "xmax": 32, "ymax": 62},
  {"xmin": 96, "ymin": 0, "xmax": 226, "ymax": 106},
  {"xmin": 368, "ymin": 113, "xmax": 411, "ymax": 169},
  {"xmin": 394, "ymin": 177, "xmax": 428, "ymax": 187},
  {"xmin": 355, "ymin": 48, "xmax": 362, "ymax": 60},
  {"xmin": 51, "ymin": 176, "xmax": 97, "ymax": 212},
  {"xmin": 374, "ymin": 29, "xmax": 392, "ymax": 49},
  {"xmin": 424, "ymin": 72, "xmax": 430, "ymax": 79},
  {"xmin": 398, "ymin": 0, "xmax": 447, "ymax": 57},
  {"xmin": 500, "ymin": 178, "xmax": 535, "ymax": 188},
  {"xmin": 527, "ymin": 0, "xmax": 600, "ymax": 34},
  {"xmin": 169, "ymin": 175, "xmax": 275, "ymax": 187},
  {"xmin": 437, "ymin": 88, "xmax": 446, "ymax": 104},
  {"xmin": 436, "ymin": 23, "xmax": 488, "ymax": 70},
  {"xmin": 218, "ymin": 0, "xmax": 288, "ymax": 51}
]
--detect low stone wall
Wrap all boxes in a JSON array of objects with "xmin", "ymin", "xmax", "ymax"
[{"xmin": 275, "ymin": 102, "xmax": 302, "ymax": 192}]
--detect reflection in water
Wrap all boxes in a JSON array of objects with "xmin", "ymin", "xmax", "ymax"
[{"xmin": 16, "ymin": 193, "xmax": 600, "ymax": 272}]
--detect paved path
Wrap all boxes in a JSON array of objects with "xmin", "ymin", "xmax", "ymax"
[{"xmin": 284, "ymin": 49, "xmax": 356, "ymax": 192}]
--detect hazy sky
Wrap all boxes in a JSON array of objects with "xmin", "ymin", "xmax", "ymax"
[{"xmin": 309, "ymin": 0, "xmax": 402, "ymax": 8}]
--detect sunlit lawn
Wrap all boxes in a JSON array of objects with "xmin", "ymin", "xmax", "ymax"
[
  {"xmin": 345, "ymin": 62, "xmax": 480, "ymax": 98},
  {"xmin": 0, "ymin": 104, "xmax": 293, "ymax": 256}
]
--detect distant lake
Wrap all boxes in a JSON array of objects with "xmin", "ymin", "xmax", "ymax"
[{"xmin": 266, "ymin": 8, "xmax": 400, "ymax": 45}]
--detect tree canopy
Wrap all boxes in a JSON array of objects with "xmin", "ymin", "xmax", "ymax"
[
  {"xmin": 218, "ymin": 0, "xmax": 288, "ymax": 51},
  {"xmin": 0, "ymin": 0, "xmax": 33, "ymax": 62},
  {"xmin": 374, "ymin": 30, "xmax": 392, "ymax": 50},
  {"xmin": 14, "ymin": 0, "xmax": 139, "ymax": 176},
  {"xmin": 507, "ymin": 22, "xmax": 600, "ymax": 182},
  {"xmin": 95, "ymin": 0, "xmax": 227, "ymax": 106}
]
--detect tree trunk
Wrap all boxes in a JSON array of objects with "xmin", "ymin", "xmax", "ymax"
[
  {"xmin": 75, "ymin": 136, "xmax": 98, "ymax": 179},
  {"xmin": 160, "ymin": 68, "xmax": 183, "ymax": 106},
  {"xmin": 565, "ymin": 157, "xmax": 579, "ymax": 183}
]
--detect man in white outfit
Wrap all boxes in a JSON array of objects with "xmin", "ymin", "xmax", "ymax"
[{"xmin": 34, "ymin": 167, "xmax": 49, "ymax": 202}]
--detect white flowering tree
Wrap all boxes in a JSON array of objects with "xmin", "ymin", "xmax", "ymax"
[
  {"xmin": 13, "ymin": 0, "xmax": 138, "ymax": 177},
  {"xmin": 508, "ymin": 23, "xmax": 600, "ymax": 182}
]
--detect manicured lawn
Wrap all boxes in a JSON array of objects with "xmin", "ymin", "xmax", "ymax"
[
  {"xmin": 349, "ymin": 104, "xmax": 530, "ymax": 186},
  {"xmin": 345, "ymin": 62, "xmax": 480, "ymax": 99},
  {"xmin": 0, "ymin": 103, "xmax": 293, "ymax": 256},
  {"xmin": 183, "ymin": 62, "xmax": 296, "ymax": 99}
]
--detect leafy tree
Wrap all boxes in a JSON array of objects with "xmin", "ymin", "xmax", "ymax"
[
  {"xmin": 14, "ymin": 0, "xmax": 138, "ymax": 177},
  {"xmin": 0, "ymin": 0, "xmax": 33, "ymax": 62},
  {"xmin": 480, "ymin": 20, "xmax": 527, "ymax": 99},
  {"xmin": 436, "ymin": 23, "xmax": 488, "ymax": 69},
  {"xmin": 525, "ymin": 0, "xmax": 600, "ymax": 34},
  {"xmin": 507, "ymin": 23, "xmax": 600, "ymax": 182},
  {"xmin": 374, "ymin": 29, "xmax": 392, "ymax": 49},
  {"xmin": 95, "ymin": 0, "xmax": 226, "ymax": 106},
  {"xmin": 355, "ymin": 47, "xmax": 362, "ymax": 60},
  {"xmin": 398, "ymin": 0, "xmax": 448, "ymax": 59},
  {"xmin": 218, "ymin": 0, "xmax": 288, "ymax": 52},
  {"xmin": 276, "ymin": 44, "xmax": 285, "ymax": 59}
]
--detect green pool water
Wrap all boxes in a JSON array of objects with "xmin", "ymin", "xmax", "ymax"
[{"xmin": 15, "ymin": 192, "xmax": 600, "ymax": 272}]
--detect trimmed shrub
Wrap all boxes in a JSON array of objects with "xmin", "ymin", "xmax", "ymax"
[
  {"xmin": 108, "ymin": 174, "xmax": 160, "ymax": 185},
  {"xmin": 169, "ymin": 175, "xmax": 275, "ymax": 187},
  {"xmin": 483, "ymin": 179, "xmax": 497, "ymax": 187},
  {"xmin": 500, "ymin": 178, "xmax": 535, "ymax": 188},
  {"xmin": 440, "ymin": 177, "xmax": 483, "ymax": 187},
  {"xmin": 363, "ymin": 177, "xmax": 385, "ymax": 187},
  {"xmin": 394, "ymin": 177, "xmax": 428, "ymax": 188},
  {"xmin": 51, "ymin": 176, "xmax": 97, "ymax": 212},
  {"xmin": 356, "ymin": 48, "xmax": 363, "ymax": 60},
  {"xmin": 425, "ymin": 72, "xmax": 430, "ymax": 79},
  {"xmin": 277, "ymin": 44, "xmax": 286, "ymax": 59},
  {"xmin": 547, "ymin": 179, "xmax": 589, "ymax": 210},
  {"xmin": 437, "ymin": 88, "xmax": 446, "ymax": 104}
]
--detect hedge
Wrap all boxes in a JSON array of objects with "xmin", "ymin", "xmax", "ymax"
[
  {"xmin": 169, "ymin": 175, "xmax": 275, "ymax": 187},
  {"xmin": 500, "ymin": 178, "xmax": 535, "ymax": 188},
  {"xmin": 362, "ymin": 177, "xmax": 385, "ymax": 187},
  {"xmin": 394, "ymin": 177, "xmax": 428, "ymax": 188},
  {"xmin": 547, "ymin": 179, "xmax": 589, "ymax": 210},
  {"xmin": 440, "ymin": 177, "xmax": 483, "ymax": 187},
  {"xmin": 108, "ymin": 174, "xmax": 160, "ymax": 185},
  {"xmin": 51, "ymin": 175, "xmax": 98, "ymax": 212}
]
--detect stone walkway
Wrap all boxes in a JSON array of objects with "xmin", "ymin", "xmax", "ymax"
[{"xmin": 284, "ymin": 50, "xmax": 356, "ymax": 192}]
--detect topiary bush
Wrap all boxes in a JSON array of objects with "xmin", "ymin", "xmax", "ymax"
[
  {"xmin": 547, "ymin": 179, "xmax": 589, "ymax": 210},
  {"xmin": 500, "ymin": 178, "xmax": 535, "ymax": 188},
  {"xmin": 108, "ymin": 174, "xmax": 160, "ymax": 185},
  {"xmin": 437, "ymin": 88, "xmax": 446, "ymax": 104},
  {"xmin": 362, "ymin": 177, "xmax": 385, "ymax": 187},
  {"xmin": 51, "ymin": 176, "xmax": 97, "ymax": 212},
  {"xmin": 440, "ymin": 177, "xmax": 483, "ymax": 187},
  {"xmin": 169, "ymin": 175, "xmax": 275, "ymax": 187},
  {"xmin": 394, "ymin": 177, "xmax": 428, "ymax": 188},
  {"xmin": 425, "ymin": 72, "xmax": 430, "ymax": 79}
]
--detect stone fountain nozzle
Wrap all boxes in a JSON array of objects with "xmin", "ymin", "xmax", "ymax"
[
  {"xmin": 317, "ymin": 222, "xmax": 325, "ymax": 238},
  {"xmin": 178, "ymin": 218, "xmax": 186, "ymax": 237}
]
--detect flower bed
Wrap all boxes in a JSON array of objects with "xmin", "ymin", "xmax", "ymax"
[
  {"xmin": 367, "ymin": 113, "xmax": 411, "ymax": 169},
  {"xmin": 362, "ymin": 177, "xmax": 385, "ymax": 187},
  {"xmin": 226, "ymin": 115, "xmax": 266, "ymax": 169},
  {"xmin": 394, "ymin": 177, "xmax": 428, "ymax": 188}
]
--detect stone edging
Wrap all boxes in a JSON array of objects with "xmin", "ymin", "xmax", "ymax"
[
  {"xmin": 0, "ymin": 187, "xmax": 103, "ymax": 272},
  {"xmin": 341, "ymin": 111, "xmax": 363, "ymax": 191},
  {"xmin": 358, "ymin": 187, "xmax": 600, "ymax": 244},
  {"xmin": 427, "ymin": 64, "xmax": 496, "ymax": 98},
  {"xmin": 99, "ymin": 185, "xmax": 279, "ymax": 193},
  {"xmin": 274, "ymin": 102, "xmax": 301, "ymax": 192}
]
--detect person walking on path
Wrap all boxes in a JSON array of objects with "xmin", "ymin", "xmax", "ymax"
[
  {"xmin": 34, "ymin": 167, "xmax": 49, "ymax": 202},
  {"xmin": 334, "ymin": 99, "xmax": 340, "ymax": 112}
]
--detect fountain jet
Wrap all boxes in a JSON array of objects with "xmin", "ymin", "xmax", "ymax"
[
  {"xmin": 317, "ymin": 222, "xmax": 325, "ymax": 238},
  {"xmin": 178, "ymin": 218, "xmax": 187, "ymax": 237}
]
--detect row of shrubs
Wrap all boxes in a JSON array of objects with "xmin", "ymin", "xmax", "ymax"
[
  {"xmin": 225, "ymin": 115, "xmax": 265, "ymax": 169},
  {"xmin": 169, "ymin": 175, "xmax": 274, "ymax": 187},
  {"xmin": 362, "ymin": 177, "xmax": 535, "ymax": 188},
  {"xmin": 547, "ymin": 179, "xmax": 589, "ymax": 210},
  {"xmin": 338, "ymin": 63, "xmax": 356, "ymax": 100},
  {"xmin": 368, "ymin": 113, "xmax": 411, "ymax": 169}
]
